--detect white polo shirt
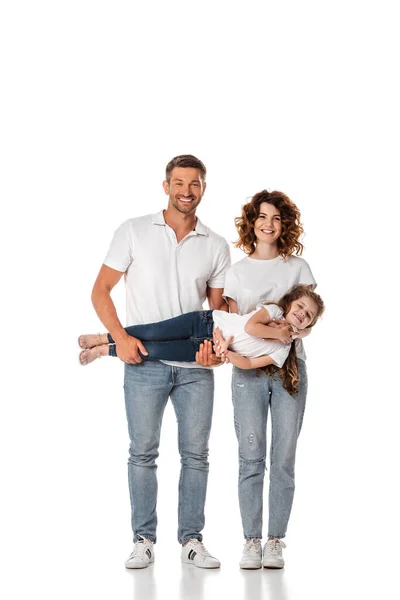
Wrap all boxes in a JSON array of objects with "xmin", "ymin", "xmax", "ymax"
[{"xmin": 103, "ymin": 210, "xmax": 231, "ymax": 368}]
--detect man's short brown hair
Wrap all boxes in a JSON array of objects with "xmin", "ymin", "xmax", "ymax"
[{"xmin": 165, "ymin": 155, "xmax": 207, "ymax": 183}]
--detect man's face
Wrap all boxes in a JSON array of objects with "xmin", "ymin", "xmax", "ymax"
[{"xmin": 163, "ymin": 167, "xmax": 206, "ymax": 215}]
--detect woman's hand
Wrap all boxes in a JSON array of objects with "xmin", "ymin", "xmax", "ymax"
[{"xmin": 277, "ymin": 325, "xmax": 297, "ymax": 344}]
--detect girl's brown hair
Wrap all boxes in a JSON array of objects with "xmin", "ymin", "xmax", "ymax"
[
  {"xmin": 234, "ymin": 190, "xmax": 304, "ymax": 258},
  {"xmin": 261, "ymin": 285, "xmax": 325, "ymax": 395}
]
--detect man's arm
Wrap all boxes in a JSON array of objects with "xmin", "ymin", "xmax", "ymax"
[{"xmin": 91, "ymin": 264, "xmax": 148, "ymax": 364}]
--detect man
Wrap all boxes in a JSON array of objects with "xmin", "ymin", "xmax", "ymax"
[{"xmin": 91, "ymin": 155, "xmax": 231, "ymax": 569}]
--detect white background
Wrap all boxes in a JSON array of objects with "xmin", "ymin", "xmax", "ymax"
[{"xmin": 1, "ymin": 1, "xmax": 399, "ymax": 599}]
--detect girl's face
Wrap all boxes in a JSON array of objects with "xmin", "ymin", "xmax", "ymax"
[
  {"xmin": 253, "ymin": 202, "xmax": 282, "ymax": 245},
  {"xmin": 285, "ymin": 295, "xmax": 318, "ymax": 330}
]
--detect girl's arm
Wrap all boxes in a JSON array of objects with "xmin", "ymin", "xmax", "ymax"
[
  {"xmin": 224, "ymin": 351, "xmax": 276, "ymax": 370},
  {"xmin": 245, "ymin": 308, "xmax": 294, "ymax": 344},
  {"xmin": 212, "ymin": 328, "xmax": 277, "ymax": 370}
]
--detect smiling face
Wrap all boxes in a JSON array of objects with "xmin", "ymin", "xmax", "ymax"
[
  {"xmin": 163, "ymin": 167, "xmax": 206, "ymax": 215},
  {"xmin": 253, "ymin": 202, "xmax": 282, "ymax": 246},
  {"xmin": 285, "ymin": 295, "xmax": 318, "ymax": 330}
]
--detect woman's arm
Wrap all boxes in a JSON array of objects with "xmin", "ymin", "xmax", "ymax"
[
  {"xmin": 296, "ymin": 328, "xmax": 312, "ymax": 339},
  {"xmin": 227, "ymin": 297, "xmax": 239, "ymax": 314},
  {"xmin": 244, "ymin": 308, "xmax": 294, "ymax": 344}
]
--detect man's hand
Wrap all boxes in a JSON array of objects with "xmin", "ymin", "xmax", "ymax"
[
  {"xmin": 195, "ymin": 339, "xmax": 222, "ymax": 367},
  {"xmin": 115, "ymin": 335, "xmax": 148, "ymax": 364}
]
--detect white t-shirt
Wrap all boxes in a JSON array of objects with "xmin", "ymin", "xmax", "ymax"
[
  {"xmin": 104, "ymin": 211, "xmax": 231, "ymax": 368},
  {"xmin": 223, "ymin": 255, "xmax": 316, "ymax": 361},
  {"xmin": 213, "ymin": 304, "xmax": 291, "ymax": 367}
]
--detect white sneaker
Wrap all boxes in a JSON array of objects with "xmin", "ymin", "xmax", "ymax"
[
  {"xmin": 125, "ymin": 536, "xmax": 155, "ymax": 569},
  {"xmin": 263, "ymin": 538, "xmax": 286, "ymax": 569},
  {"xmin": 239, "ymin": 538, "xmax": 262, "ymax": 569},
  {"xmin": 181, "ymin": 539, "xmax": 221, "ymax": 569}
]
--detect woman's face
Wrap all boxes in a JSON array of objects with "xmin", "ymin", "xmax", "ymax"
[{"xmin": 253, "ymin": 202, "xmax": 282, "ymax": 245}]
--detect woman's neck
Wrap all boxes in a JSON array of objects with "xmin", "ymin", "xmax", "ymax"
[{"xmin": 251, "ymin": 242, "xmax": 280, "ymax": 260}]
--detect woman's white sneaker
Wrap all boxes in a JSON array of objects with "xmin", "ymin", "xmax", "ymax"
[
  {"xmin": 181, "ymin": 539, "xmax": 221, "ymax": 569},
  {"xmin": 125, "ymin": 536, "xmax": 154, "ymax": 569},
  {"xmin": 239, "ymin": 539, "xmax": 262, "ymax": 569},
  {"xmin": 262, "ymin": 538, "xmax": 286, "ymax": 569}
]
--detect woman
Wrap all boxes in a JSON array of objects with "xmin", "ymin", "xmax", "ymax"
[{"xmin": 223, "ymin": 190, "xmax": 317, "ymax": 569}]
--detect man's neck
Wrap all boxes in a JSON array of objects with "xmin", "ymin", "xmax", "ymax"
[{"xmin": 163, "ymin": 207, "xmax": 197, "ymax": 242}]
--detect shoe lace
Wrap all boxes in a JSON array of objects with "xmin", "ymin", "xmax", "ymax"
[
  {"xmin": 131, "ymin": 538, "xmax": 152, "ymax": 558},
  {"xmin": 267, "ymin": 538, "xmax": 286, "ymax": 555},
  {"xmin": 245, "ymin": 539, "xmax": 261, "ymax": 553},
  {"xmin": 189, "ymin": 539, "xmax": 211, "ymax": 557}
]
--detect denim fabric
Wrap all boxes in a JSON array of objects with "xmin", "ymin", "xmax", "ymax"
[
  {"xmin": 124, "ymin": 360, "xmax": 214, "ymax": 544},
  {"xmin": 108, "ymin": 310, "xmax": 214, "ymax": 361},
  {"xmin": 232, "ymin": 359, "xmax": 307, "ymax": 539}
]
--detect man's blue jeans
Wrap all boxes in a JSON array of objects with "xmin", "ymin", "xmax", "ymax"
[
  {"xmin": 232, "ymin": 359, "xmax": 308, "ymax": 539},
  {"xmin": 124, "ymin": 360, "xmax": 214, "ymax": 544},
  {"xmin": 108, "ymin": 311, "xmax": 214, "ymax": 361}
]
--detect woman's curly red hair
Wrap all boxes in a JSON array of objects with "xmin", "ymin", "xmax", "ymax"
[{"xmin": 234, "ymin": 190, "xmax": 304, "ymax": 258}]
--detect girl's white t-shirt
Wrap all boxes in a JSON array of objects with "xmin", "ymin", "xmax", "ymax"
[
  {"xmin": 223, "ymin": 255, "xmax": 316, "ymax": 361},
  {"xmin": 213, "ymin": 304, "xmax": 291, "ymax": 368}
]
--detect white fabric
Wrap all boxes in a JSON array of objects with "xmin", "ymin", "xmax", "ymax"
[
  {"xmin": 213, "ymin": 304, "xmax": 290, "ymax": 368},
  {"xmin": 223, "ymin": 255, "xmax": 316, "ymax": 361},
  {"xmin": 104, "ymin": 211, "xmax": 231, "ymax": 368}
]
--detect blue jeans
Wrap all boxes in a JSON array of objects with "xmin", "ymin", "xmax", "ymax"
[
  {"xmin": 232, "ymin": 359, "xmax": 307, "ymax": 539},
  {"xmin": 124, "ymin": 360, "xmax": 214, "ymax": 544},
  {"xmin": 108, "ymin": 311, "xmax": 214, "ymax": 361}
]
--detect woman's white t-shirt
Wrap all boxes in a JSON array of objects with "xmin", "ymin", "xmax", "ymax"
[{"xmin": 223, "ymin": 255, "xmax": 316, "ymax": 361}]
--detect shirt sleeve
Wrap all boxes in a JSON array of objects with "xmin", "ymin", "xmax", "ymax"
[
  {"xmin": 103, "ymin": 220, "xmax": 134, "ymax": 273},
  {"xmin": 207, "ymin": 240, "xmax": 231, "ymax": 288},
  {"xmin": 299, "ymin": 259, "xmax": 316, "ymax": 288},
  {"xmin": 222, "ymin": 265, "xmax": 240, "ymax": 302},
  {"xmin": 256, "ymin": 304, "xmax": 284, "ymax": 320},
  {"xmin": 268, "ymin": 344, "xmax": 291, "ymax": 368}
]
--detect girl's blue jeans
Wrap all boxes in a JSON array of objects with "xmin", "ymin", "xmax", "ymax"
[{"xmin": 107, "ymin": 310, "xmax": 214, "ymax": 361}]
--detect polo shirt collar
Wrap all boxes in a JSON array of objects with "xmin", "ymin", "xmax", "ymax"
[{"xmin": 152, "ymin": 211, "xmax": 208, "ymax": 236}]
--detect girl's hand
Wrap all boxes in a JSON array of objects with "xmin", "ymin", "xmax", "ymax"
[{"xmin": 213, "ymin": 327, "xmax": 233, "ymax": 360}]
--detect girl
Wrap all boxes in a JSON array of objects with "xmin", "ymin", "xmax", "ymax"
[{"xmin": 79, "ymin": 284, "xmax": 324, "ymax": 395}]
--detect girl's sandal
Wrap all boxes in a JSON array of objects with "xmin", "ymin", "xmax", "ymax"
[
  {"xmin": 79, "ymin": 348, "xmax": 102, "ymax": 365},
  {"xmin": 78, "ymin": 333, "xmax": 102, "ymax": 349}
]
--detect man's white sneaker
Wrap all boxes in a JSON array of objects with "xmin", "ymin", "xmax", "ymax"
[
  {"xmin": 239, "ymin": 538, "xmax": 262, "ymax": 569},
  {"xmin": 263, "ymin": 538, "xmax": 286, "ymax": 569},
  {"xmin": 181, "ymin": 539, "xmax": 221, "ymax": 569},
  {"xmin": 125, "ymin": 536, "xmax": 154, "ymax": 569}
]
